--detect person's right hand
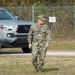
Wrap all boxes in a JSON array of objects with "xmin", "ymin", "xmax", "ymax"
[{"xmin": 28, "ymin": 43, "xmax": 32, "ymax": 49}]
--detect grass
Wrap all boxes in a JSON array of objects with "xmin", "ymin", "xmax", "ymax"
[
  {"xmin": 0, "ymin": 55, "xmax": 75, "ymax": 75},
  {"xmin": 49, "ymin": 41, "xmax": 75, "ymax": 51},
  {"xmin": 1, "ymin": 41, "xmax": 75, "ymax": 52}
]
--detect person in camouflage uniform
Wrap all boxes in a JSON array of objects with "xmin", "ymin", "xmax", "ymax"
[{"xmin": 28, "ymin": 15, "xmax": 51, "ymax": 72}]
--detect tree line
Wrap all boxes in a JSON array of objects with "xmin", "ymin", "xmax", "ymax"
[{"xmin": 0, "ymin": 0, "xmax": 75, "ymax": 6}]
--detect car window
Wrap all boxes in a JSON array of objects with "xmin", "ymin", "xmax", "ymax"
[{"xmin": 0, "ymin": 10, "xmax": 16, "ymax": 20}]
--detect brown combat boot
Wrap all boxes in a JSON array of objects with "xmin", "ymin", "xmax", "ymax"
[{"xmin": 34, "ymin": 67, "xmax": 38, "ymax": 72}]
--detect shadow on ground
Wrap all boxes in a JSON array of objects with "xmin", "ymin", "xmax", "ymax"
[
  {"xmin": 43, "ymin": 67, "xmax": 59, "ymax": 72},
  {"xmin": 0, "ymin": 50, "xmax": 23, "ymax": 54}
]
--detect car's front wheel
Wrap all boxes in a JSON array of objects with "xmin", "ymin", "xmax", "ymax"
[
  {"xmin": 0, "ymin": 40, "xmax": 1, "ymax": 51},
  {"xmin": 22, "ymin": 47, "xmax": 31, "ymax": 53}
]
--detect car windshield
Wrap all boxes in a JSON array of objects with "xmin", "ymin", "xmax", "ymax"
[{"xmin": 0, "ymin": 10, "xmax": 16, "ymax": 20}]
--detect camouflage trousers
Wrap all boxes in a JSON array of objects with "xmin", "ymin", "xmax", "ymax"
[{"xmin": 32, "ymin": 42, "xmax": 47, "ymax": 69}]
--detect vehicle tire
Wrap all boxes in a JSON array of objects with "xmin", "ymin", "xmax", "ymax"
[
  {"xmin": 0, "ymin": 40, "xmax": 1, "ymax": 51},
  {"xmin": 22, "ymin": 47, "xmax": 31, "ymax": 53}
]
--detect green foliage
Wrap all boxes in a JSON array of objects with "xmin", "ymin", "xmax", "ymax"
[
  {"xmin": 3, "ymin": 6, "xmax": 32, "ymax": 21},
  {"xmin": 34, "ymin": 6, "xmax": 74, "ymax": 40},
  {"xmin": 0, "ymin": 0, "xmax": 75, "ymax": 6}
]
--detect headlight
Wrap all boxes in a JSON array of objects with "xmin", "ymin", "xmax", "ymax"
[
  {"xmin": 7, "ymin": 33, "xmax": 14, "ymax": 38},
  {"xmin": 2, "ymin": 25, "xmax": 13, "ymax": 30}
]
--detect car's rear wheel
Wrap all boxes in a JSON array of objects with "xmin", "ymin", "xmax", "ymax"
[{"xmin": 22, "ymin": 47, "xmax": 31, "ymax": 53}]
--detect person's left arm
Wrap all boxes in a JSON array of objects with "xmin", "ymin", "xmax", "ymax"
[{"xmin": 45, "ymin": 25, "xmax": 51, "ymax": 48}]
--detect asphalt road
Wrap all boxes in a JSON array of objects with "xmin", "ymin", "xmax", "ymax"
[
  {"xmin": 47, "ymin": 52, "xmax": 75, "ymax": 56},
  {"xmin": 0, "ymin": 49, "xmax": 75, "ymax": 56},
  {"xmin": 0, "ymin": 48, "xmax": 75, "ymax": 56}
]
